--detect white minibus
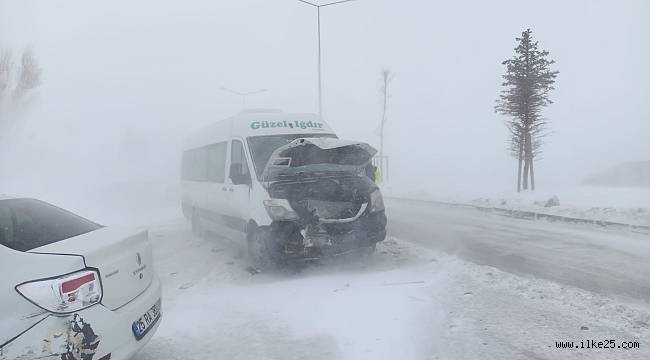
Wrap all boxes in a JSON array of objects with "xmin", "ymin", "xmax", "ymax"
[{"xmin": 181, "ymin": 110, "xmax": 386, "ymax": 268}]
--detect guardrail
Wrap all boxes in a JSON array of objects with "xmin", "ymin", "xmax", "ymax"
[{"xmin": 386, "ymin": 196, "xmax": 650, "ymax": 232}]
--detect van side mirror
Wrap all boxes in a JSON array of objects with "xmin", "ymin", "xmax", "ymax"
[{"xmin": 230, "ymin": 164, "xmax": 251, "ymax": 186}]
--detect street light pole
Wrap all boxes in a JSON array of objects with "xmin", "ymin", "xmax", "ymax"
[
  {"xmin": 220, "ymin": 87, "xmax": 268, "ymax": 110},
  {"xmin": 297, "ymin": 0, "xmax": 358, "ymax": 119},
  {"xmin": 317, "ymin": 6, "xmax": 322, "ymax": 119}
]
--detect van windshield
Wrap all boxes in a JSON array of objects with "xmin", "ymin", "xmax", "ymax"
[{"xmin": 247, "ymin": 133, "xmax": 337, "ymax": 179}]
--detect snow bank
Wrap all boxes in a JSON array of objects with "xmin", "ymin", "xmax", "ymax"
[
  {"xmin": 383, "ymin": 185, "xmax": 650, "ymax": 227},
  {"xmin": 469, "ymin": 194, "xmax": 650, "ymax": 227}
]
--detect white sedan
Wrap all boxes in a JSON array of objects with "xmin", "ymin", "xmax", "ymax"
[{"xmin": 0, "ymin": 196, "xmax": 162, "ymax": 360}]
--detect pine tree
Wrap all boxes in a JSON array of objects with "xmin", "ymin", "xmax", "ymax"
[{"xmin": 495, "ymin": 29, "xmax": 558, "ymax": 192}]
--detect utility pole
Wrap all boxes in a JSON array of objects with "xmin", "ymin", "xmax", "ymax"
[{"xmin": 296, "ymin": 0, "xmax": 358, "ymax": 119}]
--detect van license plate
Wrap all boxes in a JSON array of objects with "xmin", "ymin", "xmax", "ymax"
[{"xmin": 132, "ymin": 299, "xmax": 161, "ymax": 340}]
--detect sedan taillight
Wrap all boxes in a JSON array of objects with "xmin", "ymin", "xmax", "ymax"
[{"xmin": 16, "ymin": 269, "xmax": 102, "ymax": 314}]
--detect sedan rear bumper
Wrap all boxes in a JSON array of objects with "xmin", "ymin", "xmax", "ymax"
[{"xmin": 1, "ymin": 275, "xmax": 162, "ymax": 360}]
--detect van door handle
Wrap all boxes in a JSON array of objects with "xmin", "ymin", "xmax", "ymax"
[
  {"xmin": 222, "ymin": 187, "xmax": 228, "ymax": 191},
  {"xmin": 228, "ymin": 188, "xmax": 234, "ymax": 192}
]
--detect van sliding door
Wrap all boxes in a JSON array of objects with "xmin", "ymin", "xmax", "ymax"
[
  {"xmin": 223, "ymin": 139, "xmax": 252, "ymax": 238},
  {"xmin": 204, "ymin": 142, "xmax": 230, "ymax": 236}
]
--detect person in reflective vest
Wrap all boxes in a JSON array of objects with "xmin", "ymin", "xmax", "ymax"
[{"xmin": 365, "ymin": 163, "xmax": 381, "ymax": 184}]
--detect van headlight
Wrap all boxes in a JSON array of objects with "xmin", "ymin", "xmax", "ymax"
[
  {"xmin": 264, "ymin": 199, "xmax": 300, "ymax": 221},
  {"xmin": 369, "ymin": 189, "xmax": 385, "ymax": 213}
]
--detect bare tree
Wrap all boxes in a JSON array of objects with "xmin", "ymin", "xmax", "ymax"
[
  {"xmin": 13, "ymin": 50, "xmax": 42, "ymax": 101},
  {"xmin": 0, "ymin": 48, "xmax": 42, "ymax": 183},
  {"xmin": 0, "ymin": 50, "xmax": 11, "ymax": 109},
  {"xmin": 378, "ymin": 68, "xmax": 393, "ymax": 181},
  {"xmin": 0, "ymin": 49, "xmax": 41, "ymax": 132}
]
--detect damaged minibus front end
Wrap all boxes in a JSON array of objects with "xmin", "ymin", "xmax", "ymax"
[{"xmin": 257, "ymin": 138, "xmax": 387, "ymax": 262}]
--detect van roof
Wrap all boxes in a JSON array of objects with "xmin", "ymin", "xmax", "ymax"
[{"xmin": 183, "ymin": 111, "xmax": 336, "ymax": 150}]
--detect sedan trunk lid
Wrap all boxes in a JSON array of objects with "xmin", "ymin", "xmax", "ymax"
[{"xmin": 31, "ymin": 226, "xmax": 154, "ymax": 310}]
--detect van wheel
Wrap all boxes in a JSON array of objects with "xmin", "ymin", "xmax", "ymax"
[
  {"xmin": 191, "ymin": 210, "xmax": 205, "ymax": 238},
  {"xmin": 247, "ymin": 226, "xmax": 275, "ymax": 271},
  {"xmin": 344, "ymin": 243, "xmax": 376, "ymax": 261},
  {"xmin": 360, "ymin": 243, "xmax": 377, "ymax": 257}
]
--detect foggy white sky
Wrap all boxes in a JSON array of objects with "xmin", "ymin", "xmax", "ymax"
[{"xmin": 1, "ymin": 0, "xmax": 648, "ymax": 197}]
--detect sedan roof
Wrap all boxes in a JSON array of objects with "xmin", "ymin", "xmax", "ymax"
[{"xmin": 0, "ymin": 194, "xmax": 23, "ymax": 201}]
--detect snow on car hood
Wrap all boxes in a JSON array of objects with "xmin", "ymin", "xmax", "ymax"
[{"xmin": 262, "ymin": 137, "xmax": 377, "ymax": 181}]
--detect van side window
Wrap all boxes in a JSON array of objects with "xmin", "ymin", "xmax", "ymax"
[
  {"xmin": 182, "ymin": 147, "xmax": 208, "ymax": 181},
  {"xmin": 230, "ymin": 140, "xmax": 251, "ymax": 181},
  {"xmin": 182, "ymin": 142, "xmax": 227, "ymax": 182},
  {"xmin": 207, "ymin": 142, "xmax": 227, "ymax": 183}
]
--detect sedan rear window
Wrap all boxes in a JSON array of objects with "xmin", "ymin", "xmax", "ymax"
[{"xmin": 0, "ymin": 199, "xmax": 101, "ymax": 252}]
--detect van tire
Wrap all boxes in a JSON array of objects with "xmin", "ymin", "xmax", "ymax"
[
  {"xmin": 360, "ymin": 243, "xmax": 377, "ymax": 257},
  {"xmin": 191, "ymin": 210, "xmax": 205, "ymax": 238},
  {"xmin": 247, "ymin": 226, "xmax": 275, "ymax": 271}
]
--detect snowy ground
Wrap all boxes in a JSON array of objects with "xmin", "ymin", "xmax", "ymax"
[
  {"xmin": 125, "ymin": 214, "xmax": 649, "ymax": 360},
  {"xmin": 12, "ymin": 183, "xmax": 648, "ymax": 359}
]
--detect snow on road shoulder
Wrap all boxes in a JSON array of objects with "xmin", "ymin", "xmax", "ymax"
[
  {"xmin": 385, "ymin": 185, "xmax": 650, "ymax": 227},
  {"xmin": 437, "ymin": 256, "xmax": 650, "ymax": 360},
  {"xmin": 135, "ymin": 219, "xmax": 650, "ymax": 360}
]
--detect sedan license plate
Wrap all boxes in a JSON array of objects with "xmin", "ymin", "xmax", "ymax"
[{"xmin": 132, "ymin": 299, "xmax": 161, "ymax": 340}]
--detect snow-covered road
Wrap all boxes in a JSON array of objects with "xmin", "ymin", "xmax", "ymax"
[
  {"xmin": 387, "ymin": 198, "xmax": 650, "ymax": 301},
  {"xmin": 127, "ymin": 204, "xmax": 649, "ymax": 360}
]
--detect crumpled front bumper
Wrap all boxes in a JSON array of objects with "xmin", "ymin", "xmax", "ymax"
[{"xmin": 272, "ymin": 210, "xmax": 387, "ymax": 259}]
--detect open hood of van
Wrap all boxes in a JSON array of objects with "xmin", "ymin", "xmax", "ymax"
[{"xmin": 262, "ymin": 138, "xmax": 377, "ymax": 181}]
